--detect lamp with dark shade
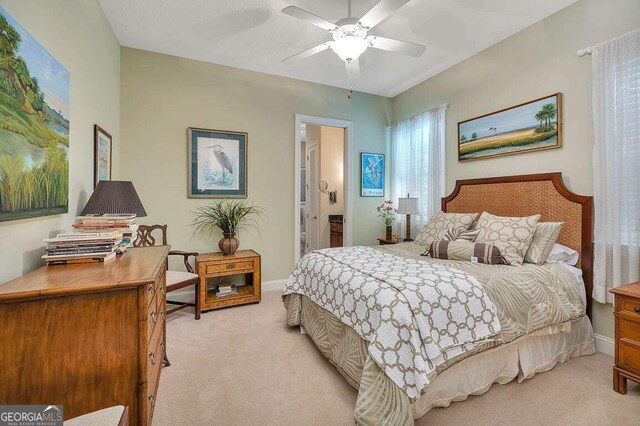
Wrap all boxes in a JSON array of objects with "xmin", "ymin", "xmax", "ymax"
[
  {"xmin": 81, "ymin": 181, "xmax": 147, "ymax": 217},
  {"xmin": 397, "ymin": 194, "xmax": 419, "ymax": 242}
]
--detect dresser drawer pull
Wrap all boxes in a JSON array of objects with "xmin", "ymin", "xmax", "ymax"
[
  {"xmin": 635, "ymin": 307, "xmax": 640, "ymax": 313},
  {"xmin": 161, "ymin": 341, "xmax": 166, "ymax": 355},
  {"xmin": 150, "ymin": 311, "xmax": 158, "ymax": 324},
  {"xmin": 148, "ymin": 394, "xmax": 155, "ymax": 409},
  {"xmin": 161, "ymin": 310, "xmax": 166, "ymax": 320},
  {"xmin": 149, "ymin": 351, "xmax": 156, "ymax": 366},
  {"xmin": 148, "ymin": 283, "xmax": 155, "ymax": 293},
  {"xmin": 226, "ymin": 263, "xmax": 236, "ymax": 270},
  {"xmin": 160, "ymin": 285, "xmax": 165, "ymax": 296}
]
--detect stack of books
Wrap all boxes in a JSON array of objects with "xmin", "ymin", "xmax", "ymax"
[
  {"xmin": 42, "ymin": 233, "xmax": 123, "ymax": 265},
  {"xmin": 72, "ymin": 214, "xmax": 138, "ymax": 253},
  {"xmin": 215, "ymin": 284, "xmax": 237, "ymax": 297}
]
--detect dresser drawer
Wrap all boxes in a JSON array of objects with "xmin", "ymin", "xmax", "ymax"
[
  {"xmin": 146, "ymin": 280, "xmax": 157, "ymax": 308},
  {"xmin": 147, "ymin": 293, "xmax": 160, "ymax": 343},
  {"xmin": 206, "ymin": 260, "xmax": 253, "ymax": 275},
  {"xmin": 618, "ymin": 297, "xmax": 640, "ymax": 320},
  {"xmin": 147, "ymin": 320, "xmax": 164, "ymax": 381},
  {"xmin": 619, "ymin": 318, "xmax": 640, "ymax": 344},
  {"xmin": 618, "ymin": 339, "xmax": 640, "ymax": 373}
]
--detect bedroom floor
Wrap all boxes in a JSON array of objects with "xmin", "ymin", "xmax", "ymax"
[{"xmin": 155, "ymin": 291, "xmax": 640, "ymax": 426}]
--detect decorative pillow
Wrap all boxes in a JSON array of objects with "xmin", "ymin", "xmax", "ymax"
[
  {"xmin": 475, "ymin": 212, "xmax": 541, "ymax": 266},
  {"xmin": 414, "ymin": 212, "xmax": 478, "ymax": 247},
  {"xmin": 524, "ymin": 222, "xmax": 564, "ymax": 265},
  {"xmin": 443, "ymin": 227, "xmax": 480, "ymax": 242},
  {"xmin": 424, "ymin": 240, "xmax": 509, "ymax": 265}
]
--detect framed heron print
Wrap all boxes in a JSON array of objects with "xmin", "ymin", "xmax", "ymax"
[
  {"xmin": 361, "ymin": 152, "xmax": 384, "ymax": 197},
  {"xmin": 187, "ymin": 127, "xmax": 248, "ymax": 198}
]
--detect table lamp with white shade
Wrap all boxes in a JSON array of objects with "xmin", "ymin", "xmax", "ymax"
[{"xmin": 397, "ymin": 194, "xmax": 419, "ymax": 242}]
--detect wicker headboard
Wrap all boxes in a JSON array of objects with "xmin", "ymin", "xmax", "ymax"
[{"xmin": 442, "ymin": 173, "xmax": 593, "ymax": 318}]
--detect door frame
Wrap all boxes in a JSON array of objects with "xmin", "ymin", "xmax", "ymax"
[{"xmin": 294, "ymin": 114, "xmax": 353, "ymax": 262}]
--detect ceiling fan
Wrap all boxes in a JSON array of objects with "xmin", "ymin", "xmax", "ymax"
[{"xmin": 281, "ymin": 0, "xmax": 426, "ymax": 79}]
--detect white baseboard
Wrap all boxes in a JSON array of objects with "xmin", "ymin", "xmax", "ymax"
[
  {"xmin": 262, "ymin": 279, "xmax": 286, "ymax": 292},
  {"xmin": 594, "ymin": 333, "xmax": 614, "ymax": 356}
]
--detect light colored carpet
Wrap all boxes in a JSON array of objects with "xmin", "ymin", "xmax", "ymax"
[{"xmin": 155, "ymin": 291, "xmax": 640, "ymax": 425}]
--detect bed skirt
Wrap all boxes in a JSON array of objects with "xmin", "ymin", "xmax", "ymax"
[{"xmin": 283, "ymin": 293, "xmax": 596, "ymax": 425}]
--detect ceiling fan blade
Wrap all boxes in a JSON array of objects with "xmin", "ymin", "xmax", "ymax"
[
  {"xmin": 282, "ymin": 6, "xmax": 338, "ymax": 31},
  {"xmin": 366, "ymin": 35, "xmax": 425, "ymax": 57},
  {"xmin": 282, "ymin": 42, "xmax": 332, "ymax": 63},
  {"xmin": 358, "ymin": 0, "xmax": 411, "ymax": 29},
  {"xmin": 346, "ymin": 59, "xmax": 360, "ymax": 80}
]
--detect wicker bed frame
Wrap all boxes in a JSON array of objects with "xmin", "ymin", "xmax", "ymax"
[{"xmin": 442, "ymin": 172, "xmax": 593, "ymax": 318}]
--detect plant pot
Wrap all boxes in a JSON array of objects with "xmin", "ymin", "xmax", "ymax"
[
  {"xmin": 218, "ymin": 233, "xmax": 239, "ymax": 256},
  {"xmin": 386, "ymin": 225, "xmax": 393, "ymax": 241}
]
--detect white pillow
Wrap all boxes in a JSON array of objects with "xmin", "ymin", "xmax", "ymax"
[{"xmin": 546, "ymin": 243, "xmax": 579, "ymax": 266}]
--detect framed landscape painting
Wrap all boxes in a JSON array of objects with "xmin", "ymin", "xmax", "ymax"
[
  {"xmin": 188, "ymin": 127, "xmax": 247, "ymax": 198},
  {"xmin": 0, "ymin": 6, "xmax": 70, "ymax": 222},
  {"xmin": 94, "ymin": 125, "xmax": 112, "ymax": 187},
  {"xmin": 458, "ymin": 93, "xmax": 562, "ymax": 162},
  {"xmin": 361, "ymin": 152, "xmax": 384, "ymax": 197}
]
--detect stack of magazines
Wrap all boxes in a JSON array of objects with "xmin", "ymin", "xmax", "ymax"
[
  {"xmin": 42, "ymin": 233, "xmax": 122, "ymax": 265},
  {"xmin": 72, "ymin": 214, "xmax": 138, "ymax": 253}
]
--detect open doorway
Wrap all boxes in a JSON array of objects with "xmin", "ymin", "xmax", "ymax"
[{"xmin": 295, "ymin": 115, "xmax": 353, "ymax": 262}]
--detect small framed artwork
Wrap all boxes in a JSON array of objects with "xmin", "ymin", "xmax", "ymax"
[
  {"xmin": 94, "ymin": 125, "xmax": 112, "ymax": 187},
  {"xmin": 458, "ymin": 93, "xmax": 562, "ymax": 162},
  {"xmin": 361, "ymin": 152, "xmax": 385, "ymax": 197},
  {"xmin": 188, "ymin": 127, "xmax": 248, "ymax": 198}
]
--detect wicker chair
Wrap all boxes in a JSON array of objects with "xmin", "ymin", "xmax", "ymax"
[{"xmin": 133, "ymin": 225, "xmax": 200, "ymax": 321}]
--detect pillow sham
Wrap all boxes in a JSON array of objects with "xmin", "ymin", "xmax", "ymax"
[
  {"xmin": 546, "ymin": 243, "xmax": 579, "ymax": 266},
  {"xmin": 443, "ymin": 227, "xmax": 480, "ymax": 242},
  {"xmin": 475, "ymin": 212, "xmax": 540, "ymax": 266},
  {"xmin": 414, "ymin": 212, "xmax": 478, "ymax": 247},
  {"xmin": 523, "ymin": 222, "xmax": 564, "ymax": 265},
  {"xmin": 424, "ymin": 239, "xmax": 508, "ymax": 265}
]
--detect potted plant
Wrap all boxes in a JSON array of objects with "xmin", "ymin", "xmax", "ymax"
[
  {"xmin": 376, "ymin": 200, "xmax": 397, "ymax": 241},
  {"xmin": 192, "ymin": 200, "xmax": 264, "ymax": 255}
]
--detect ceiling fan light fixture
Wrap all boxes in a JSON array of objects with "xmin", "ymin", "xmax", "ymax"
[
  {"xmin": 331, "ymin": 35, "xmax": 367, "ymax": 62},
  {"xmin": 331, "ymin": 24, "xmax": 368, "ymax": 63}
]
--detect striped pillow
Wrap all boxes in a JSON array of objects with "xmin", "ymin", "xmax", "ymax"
[
  {"xmin": 424, "ymin": 240, "xmax": 509, "ymax": 265},
  {"xmin": 443, "ymin": 227, "xmax": 480, "ymax": 242}
]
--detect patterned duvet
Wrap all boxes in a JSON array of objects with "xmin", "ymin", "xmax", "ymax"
[{"xmin": 283, "ymin": 243, "xmax": 585, "ymax": 401}]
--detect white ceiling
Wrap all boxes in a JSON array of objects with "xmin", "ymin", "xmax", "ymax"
[{"xmin": 99, "ymin": 0, "xmax": 579, "ymax": 97}]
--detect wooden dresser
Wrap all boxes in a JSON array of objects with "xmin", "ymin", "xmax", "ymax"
[
  {"xmin": 611, "ymin": 282, "xmax": 640, "ymax": 394},
  {"xmin": 330, "ymin": 222, "xmax": 343, "ymax": 247},
  {"xmin": 0, "ymin": 246, "xmax": 169, "ymax": 425}
]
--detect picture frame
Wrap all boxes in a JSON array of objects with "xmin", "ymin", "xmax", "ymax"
[
  {"xmin": 0, "ymin": 6, "xmax": 70, "ymax": 222},
  {"xmin": 458, "ymin": 93, "xmax": 563, "ymax": 162},
  {"xmin": 360, "ymin": 152, "xmax": 385, "ymax": 197},
  {"xmin": 94, "ymin": 125, "xmax": 112, "ymax": 187},
  {"xmin": 187, "ymin": 127, "xmax": 248, "ymax": 198}
]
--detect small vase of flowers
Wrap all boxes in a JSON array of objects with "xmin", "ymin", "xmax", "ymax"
[{"xmin": 376, "ymin": 200, "xmax": 397, "ymax": 241}]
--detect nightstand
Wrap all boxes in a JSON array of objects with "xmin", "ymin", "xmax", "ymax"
[
  {"xmin": 196, "ymin": 250, "xmax": 261, "ymax": 313},
  {"xmin": 377, "ymin": 238, "xmax": 397, "ymax": 245},
  {"xmin": 611, "ymin": 282, "xmax": 640, "ymax": 394}
]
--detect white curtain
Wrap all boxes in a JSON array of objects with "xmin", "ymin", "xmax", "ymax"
[
  {"xmin": 592, "ymin": 28, "xmax": 640, "ymax": 303},
  {"xmin": 391, "ymin": 105, "xmax": 446, "ymax": 238}
]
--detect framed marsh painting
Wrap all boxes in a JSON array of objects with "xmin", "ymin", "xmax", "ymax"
[
  {"xmin": 458, "ymin": 93, "xmax": 562, "ymax": 162},
  {"xmin": 0, "ymin": 6, "xmax": 70, "ymax": 222},
  {"xmin": 361, "ymin": 152, "xmax": 384, "ymax": 197},
  {"xmin": 188, "ymin": 127, "xmax": 248, "ymax": 198},
  {"xmin": 94, "ymin": 125, "xmax": 112, "ymax": 187}
]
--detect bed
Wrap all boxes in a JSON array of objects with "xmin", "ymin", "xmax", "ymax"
[{"xmin": 283, "ymin": 173, "xmax": 595, "ymax": 425}]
